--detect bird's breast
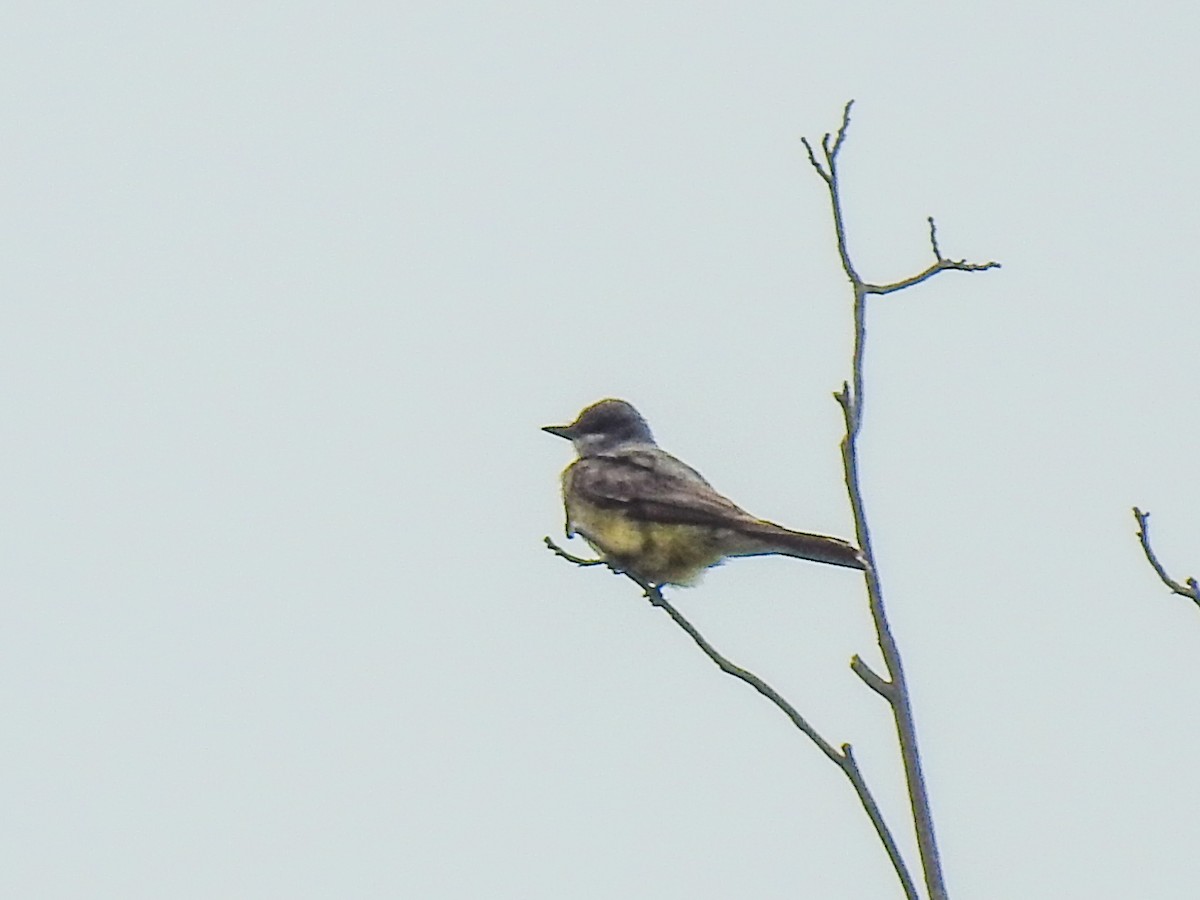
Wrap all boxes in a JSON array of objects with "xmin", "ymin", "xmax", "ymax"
[{"xmin": 563, "ymin": 492, "xmax": 727, "ymax": 587}]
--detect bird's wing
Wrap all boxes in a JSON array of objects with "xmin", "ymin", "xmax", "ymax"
[{"xmin": 567, "ymin": 449, "xmax": 758, "ymax": 528}]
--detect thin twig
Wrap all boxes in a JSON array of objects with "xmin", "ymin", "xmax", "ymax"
[
  {"xmin": 928, "ymin": 217, "xmax": 943, "ymax": 261},
  {"xmin": 804, "ymin": 99, "xmax": 999, "ymax": 900},
  {"xmin": 802, "ymin": 101, "xmax": 860, "ymax": 287},
  {"xmin": 863, "ymin": 255, "xmax": 1000, "ymax": 296},
  {"xmin": 864, "ymin": 217, "xmax": 999, "ymax": 294},
  {"xmin": 544, "ymin": 537, "xmax": 667, "ymax": 602},
  {"xmin": 544, "ymin": 537, "xmax": 608, "ymax": 568},
  {"xmin": 543, "ymin": 537, "xmax": 919, "ymax": 900},
  {"xmin": 1131, "ymin": 508, "xmax": 1200, "ymax": 609},
  {"xmin": 850, "ymin": 654, "xmax": 893, "ymax": 700}
]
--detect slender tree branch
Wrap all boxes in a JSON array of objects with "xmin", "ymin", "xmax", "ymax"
[
  {"xmin": 927, "ymin": 217, "xmax": 943, "ymax": 260},
  {"xmin": 544, "ymin": 537, "xmax": 919, "ymax": 900},
  {"xmin": 543, "ymin": 537, "xmax": 608, "ymax": 568},
  {"xmin": 804, "ymin": 100, "xmax": 999, "ymax": 900},
  {"xmin": 862, "ymin": 216, "xmax": 1000, "ymax": 294},
  {"xmin": 850, "ymin": 654, "xmax": 893, "ymax": 699},
  {"xmin": 863, "ymin": 256, "xmax": 1000, "ymax": 295},
  {"xmin": 802, "ymin": 100, "xmax": 861, "ymax": 289},
  {"xmin": 1131, "ymin": 508, "xmax": 1200, "ymax": 609}
]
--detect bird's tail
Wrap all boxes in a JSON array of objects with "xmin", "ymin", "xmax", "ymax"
[{"xmin": 730, "ymin": 521, "xmax": 866, "ymax": 570}]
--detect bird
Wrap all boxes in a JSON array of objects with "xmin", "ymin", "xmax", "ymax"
[{"xmin": 543, "ymin": 398, "xmax": 865, "ymax": 587}]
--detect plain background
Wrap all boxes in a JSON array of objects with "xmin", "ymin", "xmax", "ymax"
[{"xmin": 3, "ymin": 2, "xmax": 1199, "ymax": 897}]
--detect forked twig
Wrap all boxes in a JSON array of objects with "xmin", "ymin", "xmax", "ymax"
[{"xmin": 1131, "ymin": 508, "xmax": 1200, "ymax": 609}]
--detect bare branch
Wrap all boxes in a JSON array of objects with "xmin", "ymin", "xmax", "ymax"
[
  {"xmin": 864, "ymin": 258, "xmax": 1001, "ymax": 296},
  {"xmin": 862, "ymin": 216, "xmax": 1000, "ymax": 295},
  {"xmin": 544, "ymin": 540, "xmax": 918, "ymax": 899},
  {"xmin": 800, "ymin": 136, "xmax": 831, "ymax": 184},
  {"xmin": 928, "ymin": 216, "xmax": 943, "ymax": 261},
  {"xmin": 544, "ymin": 537, "xmax": 668, "ymax": 604},
  {"xmin": 831, "ymin": 99, "xmax": 854, "ymax": 158},
  {"xmin": 649, "ymin": 592, "xmax": 839, "ymax": 761},
  {"xmin": 839, "ymin": 743, "xmax": 916, "ymax": 900},
  {"xmin": 851, "ymin": 654, "xmax": 893, "ymax": 699},
  {"xmin": 803, "ymin": 101, "xmax": 1000, "ymax": 900},
  {"xmin": 833, "ymin": 382, "xmax": 860, "ymax": 437},
  {"xmin": 652, "ymin": 593, "xmax": 918, "ymax": 899},
  {"xmin": 543, "ymin": 536, "xmax": 608, "ymax": 568},
  {"xmin": 1131, "ymin": 508, "xmax": 1200, "ymax": 609},
  {"xmin": 802, "ymin": 101, "xmax": 862, "ymax": 290}
]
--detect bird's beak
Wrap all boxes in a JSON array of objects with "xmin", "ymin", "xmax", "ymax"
[{"xmin": 541, "ymin": 424, "xmax": 573, "ymax": 440}]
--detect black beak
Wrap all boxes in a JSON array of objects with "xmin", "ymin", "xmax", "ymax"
[{"xmin": 541, "ymin": 424, "xmax": 573, "ymax": 440}]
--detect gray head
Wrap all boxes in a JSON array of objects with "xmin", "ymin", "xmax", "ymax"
[{"xmin": 542, "ymin": 398, "xmax": 657, "ymax": 456}]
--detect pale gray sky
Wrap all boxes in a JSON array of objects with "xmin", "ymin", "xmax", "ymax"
[{"xmin": 3, "ymin": 2, "xmax": 1198, "ymax": 897}]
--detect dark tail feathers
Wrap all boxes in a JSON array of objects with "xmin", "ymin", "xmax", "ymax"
[{"xmin": 733, "ymin": 522, "xmax": 866, "ymax": 570}]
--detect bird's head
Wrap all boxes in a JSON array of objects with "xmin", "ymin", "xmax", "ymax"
[{"xmin": 542, "ymin": 398, "xmax": 657, "ymax": 456}]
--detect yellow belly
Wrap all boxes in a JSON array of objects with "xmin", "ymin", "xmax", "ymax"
[{"xmin": 567, "ymin": 501, "xmax": 726, "ymax": 587}]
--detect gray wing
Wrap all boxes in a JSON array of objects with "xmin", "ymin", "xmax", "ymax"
[{"xmin": 567, "ymin": 449, "xmax": 758, "ymax": 528}]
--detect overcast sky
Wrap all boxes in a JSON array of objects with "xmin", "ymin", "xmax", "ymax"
[{"xmin": 3, "ymin": 2, "xmax": 1199, "ymax": 898}]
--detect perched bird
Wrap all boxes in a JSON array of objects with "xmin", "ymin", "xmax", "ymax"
[{"xmin": 543, "ymin": 399, "xmax": 865, "ymax": 587}]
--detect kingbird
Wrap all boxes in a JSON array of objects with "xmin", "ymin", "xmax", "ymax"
[{"xmin": 543, "ymin": 399, "xmax": 865, "ymax": 587}]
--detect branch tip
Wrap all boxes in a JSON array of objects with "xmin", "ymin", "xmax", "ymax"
[
  {"xmin": 831, "ymin": 100, "xmax": 854, "ymax": 157},
  {"xmin": 1131, "ymin": 506, "xmax": 1200, "ymax": 604},
  {"xmin": 851, "ymin": 654, "xmax": 892, "ymax": 698},
  {"xmin": 927, "ymin": 217, "xmax": 943, "ymax": 261}
]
